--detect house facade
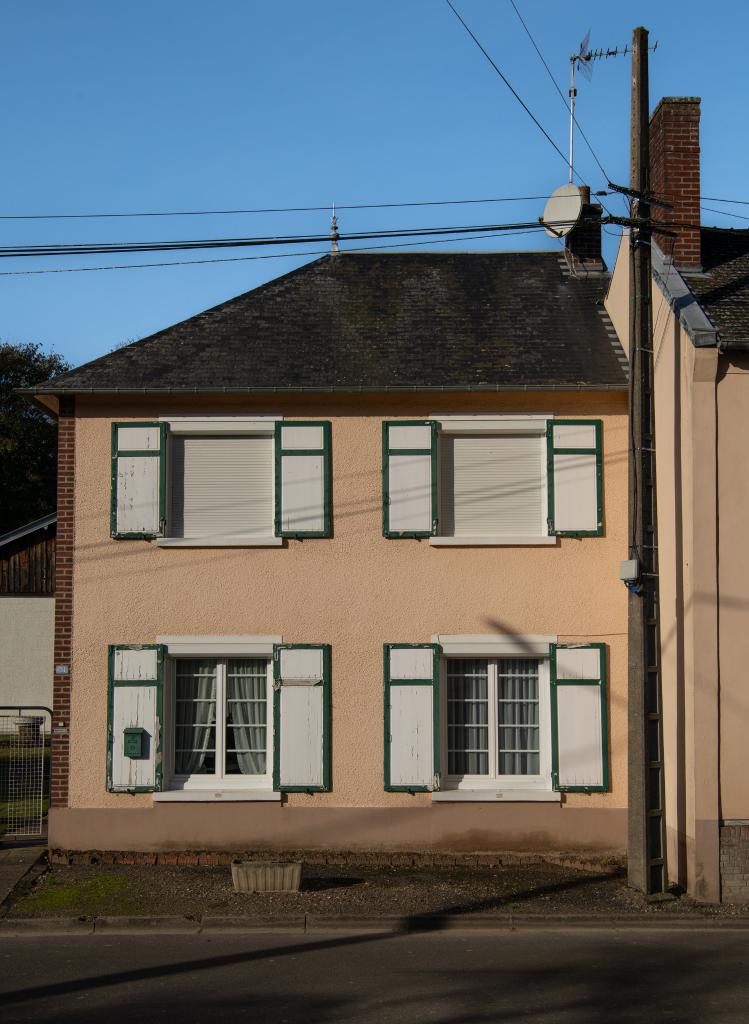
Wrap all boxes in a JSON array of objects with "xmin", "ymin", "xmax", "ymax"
[
  {"xmin": 29, "ymin": 239, "xmax": 630, "ymax": 856},
  {"xmin": 606, "ymin": 97, "xmax": 749, "ymax": 902}
]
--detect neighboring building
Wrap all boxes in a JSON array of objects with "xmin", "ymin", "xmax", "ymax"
[
  {"xmin": 606, "ymin": 97, "xmax": 749, "ymax": 902},
  {"xmin": 26, "ymin": 220, "xmax": 630, "ymax": 856},
  {"xmin": 0, "ymin": 514, "xmax": 56, "ymax": 711}
]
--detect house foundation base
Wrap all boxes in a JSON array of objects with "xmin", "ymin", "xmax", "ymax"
[{"xmin": 49, "ymin": 804, "xmax": 626, "ymax": 855}]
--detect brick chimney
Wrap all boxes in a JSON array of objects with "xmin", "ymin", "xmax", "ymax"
[
  {"xmin": 565, "ymin": 186, "xmax": 604, "ymax": 271},
  {"xmin": 649, "ymin": 97, "xmax": 701, "ymax": 270}
]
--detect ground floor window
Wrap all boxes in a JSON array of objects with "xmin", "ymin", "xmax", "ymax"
[
  {"xmin": 445, "ymin": 657, "xmax": 550, "ymax": 788},
  {"xmin": 170, "ymin": 657, "xmax": 272, "ymax": 787}
]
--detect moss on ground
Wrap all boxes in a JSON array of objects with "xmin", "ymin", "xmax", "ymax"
[{"xmin": 16, "ymin": 873, "xmax": 143, "ymax": 916}]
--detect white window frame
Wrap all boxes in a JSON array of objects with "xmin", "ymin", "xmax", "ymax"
[
  {"xmin": 432, "ymin": 633, "xmax": 559, "ymax": 803},
  {"xmin": 155, "ymin": 635, "xmax": 280, "ymax": 801},
  {"xmin": 156, "ymin": 416, "xmax": 282, "ymax": 547},
  {"xmin": 428, "ymin": 415, "xmax": 555, "ymax": 547}
]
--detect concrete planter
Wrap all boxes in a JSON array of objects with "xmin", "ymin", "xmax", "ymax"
[{"xmin": 231, "ymin": 860, "xmax": 303, "ymax": 893}]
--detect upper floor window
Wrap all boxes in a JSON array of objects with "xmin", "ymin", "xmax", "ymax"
[
  {"xmin": 169, "ymin": 435, "xmax": 274, "ymax": 542},
  {"xmin": 110, "ymin": 418, "xmax": 331, "ymax": 545},
  {"xmin": 439, "ymin": 433, "xmax": 546, "ymax": 541},
  {"xmin": 382, "ymin": 416, "xmax": 602, "ymax": 544}
]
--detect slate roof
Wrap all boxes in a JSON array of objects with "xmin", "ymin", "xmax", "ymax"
[
  {"xmin": 690, "ymin": 228, "xmax": 749, "ymax": 348},
  {"xmin": 32, "ymin": 252, "xmax": 628, "ymax": 394}
]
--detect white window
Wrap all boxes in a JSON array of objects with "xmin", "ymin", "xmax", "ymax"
[
  {"xmin": 167, "ymin": 656, "xmax": 274, "ymax": 791},
  {"xmin": 168, "ymin": 434, "xmax": 274, "ymax": 541},
  {"xmin": 382, "ymin": 416, "xmax": 602, "ymax": 544},
  {"xmin": 439, "ymin": 433, "xmax": 546, "ymax": 539},
  {"xmin": 443, "ymin": 657, "xmax": 551, "ymax": 791}
]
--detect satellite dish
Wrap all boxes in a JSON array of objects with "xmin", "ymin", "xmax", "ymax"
[{"xmin": 542, "ymin": 183, "xmax": 584, "ymax": 238}]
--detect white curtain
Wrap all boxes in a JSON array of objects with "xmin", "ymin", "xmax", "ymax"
[
  {"xmin": 227, "ymin": 659, "xmax": 267, "ymax": 775},
  {"xmin": 175, "ymin": 660, "xmax": 216, "ymax": 775}
]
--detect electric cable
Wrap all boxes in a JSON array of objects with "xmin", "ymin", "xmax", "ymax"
[
  {"xmin": 0, "ymin": 227, "xmax": 545, "ymax": 276},
  {"xmin": 0, "ymin": 219, "xmax": 576, "ymax": 259},
  {"xmin": 0, "ymin": 195, "xmax": 556, "ymax": 221},
  {"xmin": 444, "ymin": 0, "xmax": 573, "ymax": 175},
  {"xmin": 507, "ymin": 0, "xmax": 611, "ymax": 183}
]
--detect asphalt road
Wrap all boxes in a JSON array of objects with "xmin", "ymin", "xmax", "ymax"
[{"xmin": 2, "ymin": 928, "xmax": 749, "ymax": 1023}]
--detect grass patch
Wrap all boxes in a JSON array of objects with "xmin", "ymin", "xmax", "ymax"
[{"xmin": 15, "ymin": 873, "xmax": 143, "ymax": 917}]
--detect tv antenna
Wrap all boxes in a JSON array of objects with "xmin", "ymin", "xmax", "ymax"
[{"xmin": 567, "ymin": 33, "xmax": 657, "ymax": 182}]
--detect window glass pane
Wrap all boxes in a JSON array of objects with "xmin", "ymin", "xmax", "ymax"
[
  {"xmin": 174, "ymin": 659, "xmax": 217, "ymax": 775},
  {"xmin": 440, "ymin": 434, "xmax": 544, "ymax": 537},
  {"xmin": 225, "ymin": 658, "xmax": 268, "ymax": 775},
  {"xmin": 447, "ymin": 659, "xmax": 489, "ymax": 775},
  {"xmin": 497, "ymin": 659, "xmax": 540, "ymax": 775},
  {"xmin": 170, "ymin": 435, "xmax": 273, "ymax": 539}
]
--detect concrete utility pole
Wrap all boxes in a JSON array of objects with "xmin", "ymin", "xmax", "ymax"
[{"xmin": 627, "ymin": 26, "xmax": 668, "ymax": 895}]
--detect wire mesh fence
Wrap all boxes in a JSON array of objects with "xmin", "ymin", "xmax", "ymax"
[{"xmin": 0, "ymin": 711, "xmax": 51, "ymax": 838}]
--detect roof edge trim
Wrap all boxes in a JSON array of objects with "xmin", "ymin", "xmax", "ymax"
[
  {"xmin": 652, "ymin": 243, "xmax": 719, "ymax": 348},
  {"xmin": 19, "ymin": 383, "xmax": 628, "ymax": 397},
  {"xmin": 0, "ymin": 513, "xmax": 56, "ymax": 548}
]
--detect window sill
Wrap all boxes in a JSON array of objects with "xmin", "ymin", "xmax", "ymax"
[
  {"xmin": 156, "ymin": 536, "xmax": 283, "ymax": 548},
  {"xmin": 154, "ymin": 790, "xmax": 281, "ymax": 802},
  {"xmin": 432, "ymin": 789, "xmax": 560, "ymax": 803},
  {"xmin": 429, "ymin": 536, "xmax": 556, "ymax": 547}
]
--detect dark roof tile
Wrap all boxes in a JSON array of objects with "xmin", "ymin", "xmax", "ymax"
[{"xmin": 35, "ymin": 252, "xmax": 628, "ymax": 393}]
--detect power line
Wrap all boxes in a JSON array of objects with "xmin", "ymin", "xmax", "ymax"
[
  {"xmin": 0, "ymin": 195, "xmax": 556, "ymax": 221},
  {"xmin": 507, "ymin": 0, "xmax": 610, "ymax": 183},
  {"xmin": 0, "ymin": 227, "xmax": 545, "ymax": 276},
  {"xmin": 701, "ymin": 196, "xmax": 749, "ymax": 206},
  {"xmin": 444, "ymin": 0, "xmax": 573, "ymax": 175},
  {"xmin": 701, "ymin": 205, "xmax": 749, "ymax": 223},
  {"xmin": 0, "ymin": 219, "xmax": 570, "ymax": 259}
]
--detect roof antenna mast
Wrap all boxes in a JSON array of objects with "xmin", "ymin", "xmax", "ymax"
[
  {"xmin": 567, "ymin": 34, "xmax": 656, "ymax": 182},
  {"xmin": 330, "ymin": 203, "xmax": 340, "ymax": 254}
]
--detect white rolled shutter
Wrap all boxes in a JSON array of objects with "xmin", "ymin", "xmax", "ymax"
[
  {"xmin": 384, "ymin": 644, "xmax": 441, "ymax": 791},
  {"xmin": 383, "ymin": 421, "xmax": 438, "ymax": 537},
  {"xmin": 551, "ymin": 643, "xmax": 608, "ymax": 792},
  {"xmin": 107, "ymin": 644, "xmax": 165, "ymax": 792},
  {"xmin": 547, "ymin": 421, "xmax": 602, "ymax": 535},
  {"xmin": 111, "ymin": 422, "xmax": 167, "ymax": 538},
  {"xmin": 275, "ymin": 422, "xmax": 331, "ymax": 537},
  {"xmin": 273, "ymin": 644, "xmax": 330, "ymax": 791}
]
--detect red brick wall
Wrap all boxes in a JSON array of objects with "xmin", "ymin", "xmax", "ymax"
[
  {"xmin": 650, "ymin": 97, "xmax": 701, "ymax": 269},
  {"xmin": 51, "ymin": 397, "xmax": 75, "ymax": 808}
]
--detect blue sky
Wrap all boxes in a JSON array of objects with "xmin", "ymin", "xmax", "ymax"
[{"xmin": 2, "ymin": 0, "xmax": 747, "ymax": 367}]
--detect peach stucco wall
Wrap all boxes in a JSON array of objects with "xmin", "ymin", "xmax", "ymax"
[{"xmin": 67, "ymin": 392, "xmax": 628, "ymax": 824}]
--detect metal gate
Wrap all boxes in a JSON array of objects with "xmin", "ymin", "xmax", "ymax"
[{"xmin": 0, "ymin": 707, "xmax": 52, "ymax": 839}]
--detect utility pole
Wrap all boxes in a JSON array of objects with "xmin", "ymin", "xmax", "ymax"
[{"xmin": 627, "ymin": 25, "xmax": 668, "ymax": 895}]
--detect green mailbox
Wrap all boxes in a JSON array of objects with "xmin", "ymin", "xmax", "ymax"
[{"xmin": 123, "ymin": 727, "xmax": 146, "ymax": 759}]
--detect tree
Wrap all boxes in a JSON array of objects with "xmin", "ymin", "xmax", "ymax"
[{"xmin": 0, "ymin": 342, "xmax": 71, "ymax": 534}]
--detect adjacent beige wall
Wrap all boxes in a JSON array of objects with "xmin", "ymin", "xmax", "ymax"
[
  {"xmin": 606, "ymin": 249, "xmax": 722, "ymax": 899},
  {"xmin": 716, "ymin": 353, "xmax": 749, "ymax": 821},
  {"xmin": 65, "ymin": 392, "xmax": 628, "ymax": 844},
  {"xmin": 0, "ymin": 597, "xmax": 54, "ymax": 709}
]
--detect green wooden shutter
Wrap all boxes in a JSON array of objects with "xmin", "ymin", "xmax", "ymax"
[
  {"xmin": 111, "ymin": 421, "xmax": 168, "ymax": 539},
  {"xmin": 546, "ymin": 420, "xmax": 603, "ymax": 536},
  {"xmin": 106, "ymin": 644, "xmax": 166, "ymax": 793},
  {"xmin": 275, "ymin": 422, "xmax": 332, "ymax": 538},
  {"xmin": 550, "ymin": 643, "xmax": 609, "ymax": 792},
  {"xmin": 272, "ymin": 644, "xmax": 331, "ymax": 791},
  {"xmin": 382, "ymin": 421, "xmax": 439, "ymax": 537},
  {"xmin": 384, "ymin": 643, "xmax": 441, "ymax": 791}
]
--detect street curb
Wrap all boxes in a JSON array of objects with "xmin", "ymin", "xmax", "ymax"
[
  {"xmin": 201, "ymin": 915, "xmax": 307, "ymax": 933},
  {"xmin": 3, "ymin": 912, "xmax": 749, "ymax": 935},
  {"xmin": 94, "ymin": 915, "xmax": 201, "ymax": 934},
  {"xmin": 0, "ymin": 917, "xmax": 94, "ymax": 935}
]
